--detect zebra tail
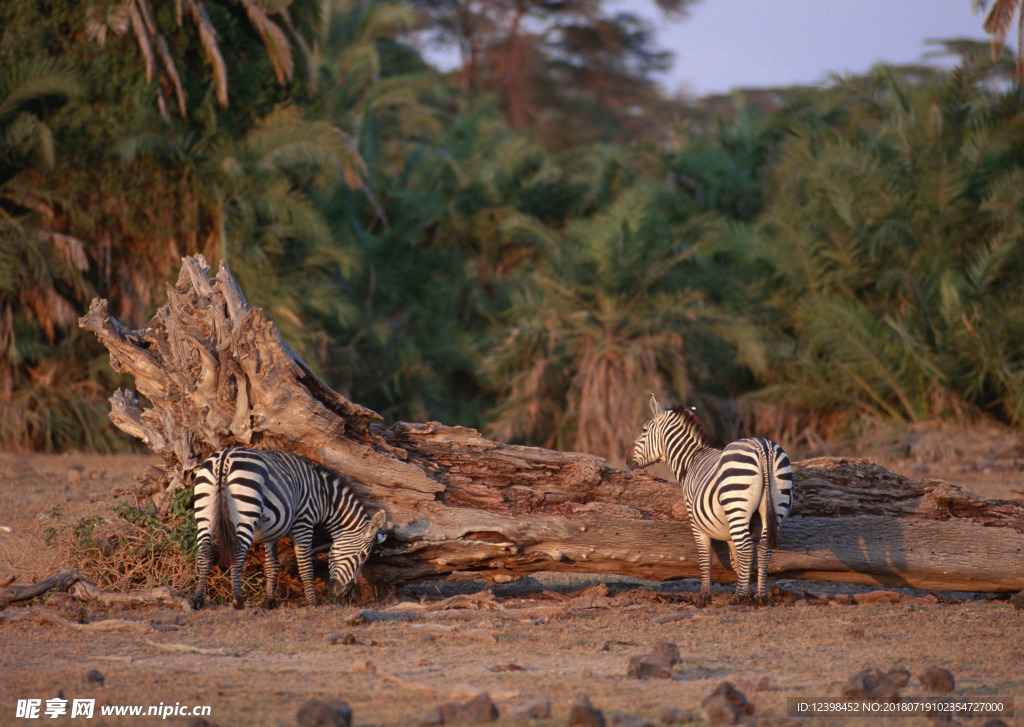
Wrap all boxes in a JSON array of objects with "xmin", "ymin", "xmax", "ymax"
[
  {"xmin": 761, "ymin": 444, "xmax": 780, "ymax": 550},
  {"xmin": 213, "ymin": 466, "xmax": 237, "ymax": 569}
]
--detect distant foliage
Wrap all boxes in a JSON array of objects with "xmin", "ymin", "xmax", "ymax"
[{"xmin": 1, "ymin": 0, "xmax": 1021, "ymax": 456}]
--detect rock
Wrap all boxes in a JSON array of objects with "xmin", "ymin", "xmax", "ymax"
[
  {"xmin": 627, "ymin": 641, "xmax": 679, "ymax": 679},
  {"xmin": 567, "ymin": 694, "xmax": 606, "ymax": 727},
  {"xmin": 460, "ymin": 694, "xmax": 499, "ymax": 723},
  {"xmin": 887, "ymin": 666, "xmax": 911, "ymax": 689},
  {"xmin": 420, "ymin": 693, "xmax": 498, "ymax": 725},
  {"xmin": 84, "ymin": 669, "xmax": 104, "ymax": 687},
  {"xmin": 919, "ymin": 668, "xmax": 955, "ymax": 694},
  {"xmin": 841, "ymin": 668, "xmax": 900, "ymax": 702},
  {"xmin": 511, "ymin": 699, "xmax": 551, "ymax": 720},
  {"xmin": 650, "ymin": 642, "xmax": 680, "ymax": 665},
  {"xmin": 296, "ymin": 698, "xmax": 353, "ymax": 727},
  {"xmin": 700, "ymin": 695, "xmax": 739, "ymax": 726},
  {"xmin": 627, "ymin": 654, "xmax": 673, "ymax": 680},
  {"xmin": 326, "ymin": 633, "xmax": 359, "ymax": 645},
  {"xmin": 1009, "ymin": 590, "xmax": 1024, "ymax": 611},
  {"xmin": 701, "ymin": 683, "xmax": 753, "ymax": 726}
]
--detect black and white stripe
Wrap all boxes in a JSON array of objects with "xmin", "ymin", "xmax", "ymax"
[
  {"xmin": 191, "ymin": 447, "xmax": 387, "ymax": 608},
  {"xmin": 627, "ymin": 394, "xmax": 793, "ymax": 605}
]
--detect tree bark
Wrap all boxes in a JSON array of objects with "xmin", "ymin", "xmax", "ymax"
[{"xmin": 80, "ymin": 255, "xmax": 1024, "ymax": 593}]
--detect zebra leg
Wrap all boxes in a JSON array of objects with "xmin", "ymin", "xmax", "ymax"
[
  {"xmin": 231, "ymin": 537, "xmax": 253, "ymax": 609},
  {"xmin": 291, "ymin": 527, "xmax": 319, "ymax": 607},
  {"xmin": 192, "ymin": 532, "xmax": 213, "ymax": 609},
  {"xmin": 692, "ymin": 529, "xmax": 714, "ymax": 607},
  {"xmin": 263, "ymin": 540, "xmax": 280, "ymax": 609},
  {"xmin": 756, "ymin": 537, "xmax": 772, "ymax": 605},
  {"xmin": 729, "ymin": 532, "xmax": 755, "ymax": 605}
]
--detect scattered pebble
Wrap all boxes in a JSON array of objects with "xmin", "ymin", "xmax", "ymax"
[
  {"xmin": 887, "ymin": 666, "xmax": 911, "ymax": 688},
  {"xmin": 297, "ymin": 698, "xmax": 352, "ymax": 727},
  {"xmin": 701, "ymin": 682, "xmax": 753, "ymax": 726},
  {"xmin": 567, "ymin": 694, "xmax": 606, "ymax": 727},
  {"xmin": 421, "ymin": 692, "xmax": 498, "ymax": 725},
  {"xmin": 627, "ymin": 641, "xmax": 678, "ymax": 680},
  {"xmin": 841, "ymin": 668, "xmax": 900, "ymax": 702},
  {"xmin": 919, "ymin": 667, "xmax": 955, "ymax": 694},
  {"xmin": 84, "ymin": 669, "xmax": 104, "ymax": 687}
]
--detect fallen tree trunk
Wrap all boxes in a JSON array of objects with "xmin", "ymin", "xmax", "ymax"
[{"xmin": 79, "ymin": 255, "xmax": 1024, "ymax": 592}]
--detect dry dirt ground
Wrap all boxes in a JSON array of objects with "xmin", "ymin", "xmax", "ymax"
[{"xmin": 1, "ymin": 423, "xmax": 1023, "ymax": 727}]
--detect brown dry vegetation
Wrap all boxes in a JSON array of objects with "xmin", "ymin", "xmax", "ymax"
[{"xmin": 1, "ymin": 423, "xmax": 1023, "ymax": 727}]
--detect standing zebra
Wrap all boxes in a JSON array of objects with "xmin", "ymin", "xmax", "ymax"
[
  {"xmin": 191, "ymin": 447, "xmax": 387, "ymax": 609},
  {"xmin": 627, "ymin": 394, "xmax": 793, "ymax": 605}
]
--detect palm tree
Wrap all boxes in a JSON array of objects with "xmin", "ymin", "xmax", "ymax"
[
  {"xmin": 85, "ymin": 0, "xmax": 319, "ymax": 119},
  {"xmin": 119, "ymin": 104, "xmax": 368, "ymax": 359},
  {"xmin": 759, "ymin": 62, "xmax": 1024, "ymax": 424},
  {"xmin": 482, "ymin": 181, "xmax": 745, "ymax": 460},
  {"xmin": 974, "ymin": 0, "xmax": 1024, "ymax": 79},
  {"xmin": 0, "ymin": 59, "xmax": 103, "ymax": 448}
]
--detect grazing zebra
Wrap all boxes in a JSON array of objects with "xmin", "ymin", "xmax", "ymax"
[
  {"xmin": 627, "ymin": 394, "xmax": 793, "ymax": 605},
  {"xmin": 191, "ymin": 447, "xmax": 387, "ymax": 609}
]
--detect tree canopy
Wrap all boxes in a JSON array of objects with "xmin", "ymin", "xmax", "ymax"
[{"xmin": 2, "ymin": 0, "xmax": 1021, "ymax": 457}]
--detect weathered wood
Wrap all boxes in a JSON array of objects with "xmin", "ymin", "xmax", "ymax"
[{"xmin": 79, "ymin": 255, "xmax": 1024, "ymax": 592}]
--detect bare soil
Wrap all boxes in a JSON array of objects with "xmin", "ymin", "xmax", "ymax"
[{"xmin": 1, "ymin": 424, "xmax": 1023, "ymax": 727}]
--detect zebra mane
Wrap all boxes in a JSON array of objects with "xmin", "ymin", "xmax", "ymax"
[{"xmin": 669, "ymin": 405, "xmax": 708, "ymax": 446}]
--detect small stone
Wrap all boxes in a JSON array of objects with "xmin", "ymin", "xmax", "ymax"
[
  {"xmin": 327, "ymin": 633, "xmax": 358, "ymax": 645},
  {"xmin": 650, "ymin": 642, "xmax": 680, "ymax": 665},
  {"xmin": 1010, "ymin": 590, "xmax": 1024, "ymax": 611},
  {"xmin": 459, "ymin": 693, "xmax": 498, "ymax": 723},
  {"xmin": 701, "ymin": 682, "xmax": 753, "ymax": 725},
  {"xmin": 420, "ymin": 693, "xmax": 498, "ymax": 725},
  {"xmin": 627, "ymin": 654, "xmax": 673, "ymax": 680},
  {"xmin": 887, "ymin": 666, "xmax": 911, "ymax": 689},
  {"xmin": 841, "ymin": 668, "xmax": 900, "ymax": 702},
  {"xmin": 85, "ymin": 669, "xmax": 105, "ymax": 687},
  {"xmin": 919, "ymin": 668, "xmax": 955, "ymax": 694},
  {"xmin": 296, "ymin": 698, "xmax": 353, "ymax": 727},
  {"xmin": 567, "ymin": 694, "xmax": 606, "ymax": 727},
  {"xmin": 701, "ymin": 695, "xmax": 738, "ymax": 726},
  {"xmin": 512, "ymin": 699, "xmax": 551, "ymax": 720}
]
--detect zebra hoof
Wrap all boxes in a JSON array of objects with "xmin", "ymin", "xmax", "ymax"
[
  {"xmin": 190, "ymin": 593, "xmax": 205, "ymax": 610},
  {"xmin": 694, "ymin": 594, "xmax": 711, "ymax": 608},
  {"xmin": 754, "ymin": 593, "xmax": 772, "ymax": 607},
  {"xmin": 233, "ymin": 598, "xmax": 245, "ymax": 610},
  {"xmin": 263, "ymin": 598, "xmax": 278, "ymax": 610},
  {"xmin": 728, "ymin": 594, "xmax": 754, "ymax": 607}
]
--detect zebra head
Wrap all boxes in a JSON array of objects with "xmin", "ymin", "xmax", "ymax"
[
  {"xmin": 329, "ymin": 509, "xmax": 388, "ymax": 598},
  {"xmin": 627, "ymin": 394, "xmax": 705, "ymax": 472},
  {"xmin": 627, "ymin": 393, "xmax": 670, "ymax": 470}
]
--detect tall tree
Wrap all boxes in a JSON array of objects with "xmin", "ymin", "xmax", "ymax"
[
  {"xmin": 409, "ymin": 0, "xmax": 696, "ymax": 144},
  {"xmin": 974, "ymin": 0, "xmax": 1024, "ymax": 79}
]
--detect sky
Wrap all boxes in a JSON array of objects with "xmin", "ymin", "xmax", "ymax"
[{"xmin": 641, "ymin": 0, "xmax": 996, "ymax": 96}]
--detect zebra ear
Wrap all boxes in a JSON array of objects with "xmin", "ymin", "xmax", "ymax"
[
  {"xmin": 367, "ymin": 509, "xmax": 387, "ymax": 535},
  {"xmin": 649, "ymin": 393, "xmax": 663, "ymax": 415}
]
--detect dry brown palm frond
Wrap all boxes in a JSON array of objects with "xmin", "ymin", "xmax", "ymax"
[
  {"xmin": 183, "ymin": 0, "xmax": 229, "ymax": 107},
  {"xmin": 237, "ymin": 0, "xmax": 294, "ymax": 85}
]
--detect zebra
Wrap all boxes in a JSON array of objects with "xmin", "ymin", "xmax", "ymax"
[
  {"xmin": 627, "ymin": 394, "xmax": 793, "ymax": 605},
  {"xmin": 191, "ymin": 447, "xmax": 387, "ymax": 609}
]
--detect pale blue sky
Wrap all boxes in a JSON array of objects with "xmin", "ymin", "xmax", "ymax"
[{"xmin": 644, "ymin": 0, "xmax": 994, "ymax": 96}]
